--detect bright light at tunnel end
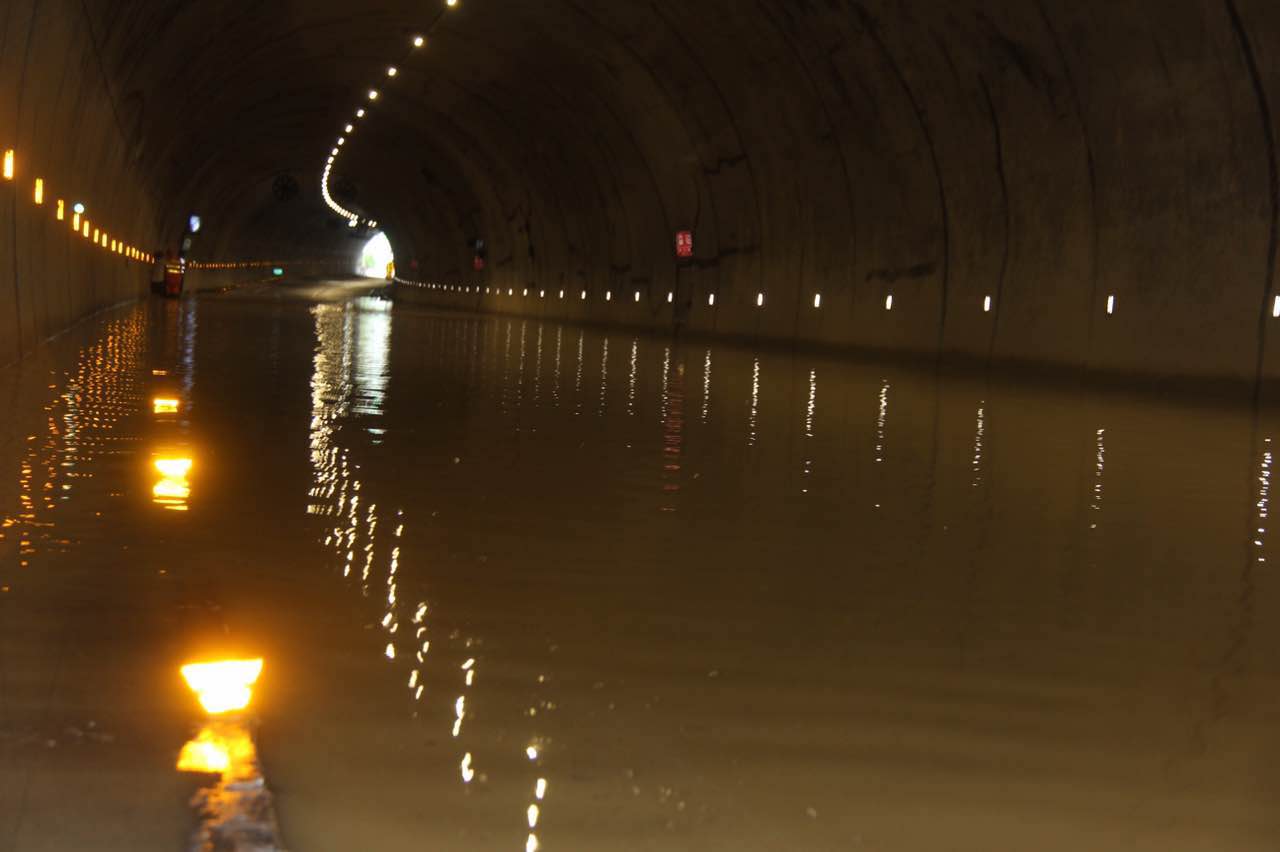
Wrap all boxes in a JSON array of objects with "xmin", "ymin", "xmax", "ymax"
[{"xmin": 357, "ymin": 232, "xmax": 395, "ymax": 279}]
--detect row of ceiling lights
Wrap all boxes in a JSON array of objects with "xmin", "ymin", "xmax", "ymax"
[
  {"xmin": 321, "ymin": 0, "xmax": 461, "ymax": 228},
  {"xmin": 1, "ymin": 148, "xmax": 153, "ymax": 263}
]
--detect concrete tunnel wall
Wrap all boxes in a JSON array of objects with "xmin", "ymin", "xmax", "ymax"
[
  {"xmin": 377, "ymin": 0, "xmax": 1280, "ymax": 388},
  {"xmin": 4, "ymin": 0, "xmax": 1280, "ymax": 386},
  {"xmin": 0, "ymin": 0, "xmax": 358, "ymax": 366},
  {"xmin": 0, "ymin": 0, "xmax": 157, "ymax": 366}
]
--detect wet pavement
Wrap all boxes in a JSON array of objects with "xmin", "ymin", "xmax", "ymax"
[{"xmin": 1, "ymin": 279, "xmax": 1278, "ymax": 851}]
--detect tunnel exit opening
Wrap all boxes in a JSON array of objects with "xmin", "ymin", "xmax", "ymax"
[{"xmin": 356, "ymin": 232, "xmax": 394, "ymax": 279}]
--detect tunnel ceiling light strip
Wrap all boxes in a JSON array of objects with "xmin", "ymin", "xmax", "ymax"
[{"xmin": 317, "ymin": 2, "xmax": 460, "ymax": 230}]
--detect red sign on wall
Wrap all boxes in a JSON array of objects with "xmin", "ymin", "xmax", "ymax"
[
  {"xmin": 473, "ymin": 256, "xmax": 486, "ymax": 271},
  {"xmin": 675, "ymin": 230, "xmax": 694, "ymax": 258}
]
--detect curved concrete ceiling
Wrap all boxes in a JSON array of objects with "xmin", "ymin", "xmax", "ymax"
[{"xmin": 5, "ymin": 0, "xmax": 1280, "ymax": 382}]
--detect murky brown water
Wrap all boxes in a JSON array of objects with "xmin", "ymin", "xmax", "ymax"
[{"xmin": 1, "ymin": 281, "xmax": 1279, "ymax": 851}]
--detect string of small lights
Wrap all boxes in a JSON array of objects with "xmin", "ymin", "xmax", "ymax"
[
  {"xmin": 321, "ymin": 0, "xmax": 461, "ymax": 228},
  {"xmin": 188, "ymin": 260, "xmax": 292, "ymax": 270},
  {"xmin": 1, "ymin": 147, "xmax": 153, "ymax": 264}
]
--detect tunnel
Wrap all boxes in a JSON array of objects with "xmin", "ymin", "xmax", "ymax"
[
  {"xmin": 3, "ymin": 2, "xmax": 1280, "ymax": 850},
  {"xmin": 2, "ymin": 0, "xmax": 1279, "ymax": 383}
]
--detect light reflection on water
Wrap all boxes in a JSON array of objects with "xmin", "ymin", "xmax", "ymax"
[
  {"xmin": 280, "ymin": 299, "xmax": 1280, "ymax": 848},
  {"xmin": 282, "ymin": 299, "xmax": 1280, "ymax": 849},
  {"xmin": 352, "ymin": 296, "xmax": 392, "ymax": 420},
  {"xmin": 5, "ymin": 295, "xmax": 1280, "ymax": 850},
  {"xmin": 0, "ymin": 311, "xmax": 145, "ymax": 578}
]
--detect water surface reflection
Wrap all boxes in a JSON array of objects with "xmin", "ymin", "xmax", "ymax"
[
  {"xmin": 2, "ymin": 291, "xmax": 1278, "ymax": 851},
  {"xmin": 270, "ymin": 300, "xmax": 1280, "ymax": 851}
]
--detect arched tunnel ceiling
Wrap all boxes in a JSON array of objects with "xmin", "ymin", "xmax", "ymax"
[{"xmin": 74, "ymin": 0, "xmax": 1280, "ymax": 378}]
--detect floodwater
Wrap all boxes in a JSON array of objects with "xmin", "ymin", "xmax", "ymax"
[{"xmin": 1, "ymin": 279, "xmax": 1278, "ymax": 851}]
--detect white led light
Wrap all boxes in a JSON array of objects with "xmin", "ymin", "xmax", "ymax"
[
  {"xmin": 345, "ymin": 124, "xmax": 354, "ymax": 133},
  {"xmin": 885, "ymin": 294, "xmax": 894, "ymax": 311},
  {"xmin": 413, "ymin": 35, "xmax": 425, "ymax": 47},
  {"xmin": 387, "ymin": 66, "xmax": 398, "ymax": 77},
  {"xmin": 756, "ymin": 292, "xmax": 764, "ymax": 307},
  {"xmin": 356, "ymin": 109, "xmax": 366, "ymax": 118},
  {"xmin": 708, "ymin": 293, "xmax": 716, "ymax": 306},
  {"xmin": 634, "ymin": 291, "xmax": 640, "ymax": 302},
  {"xmin": 1273, "ymin": 295, "xmax": 1280, "ymax": 319},
  {"xmin": 667, "ymin": 292, "xmax": 673, "ymax": 303},
  {"xmin": 1106, "ymin": 294, "xmax": 1115, "ymax": 315},
  {"xmin": 813, "ymin": 293, "xmax": 822, "ymax": 308},
  {"xmin": 368, "ymin": 90, "xmax": 379, "ymax": 100},
  {"xmin": 983, "ymin": 295, "xmax": 992, "ymax": 312}
]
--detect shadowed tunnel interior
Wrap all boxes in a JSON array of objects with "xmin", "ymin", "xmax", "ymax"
[
  {"xmin": 9, "ymin": 4, "xmax": 1280, "ymax": 850},
  {"xmin": 6, "ymin": 1, "xmax": 1280, "ymax": 382}
]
